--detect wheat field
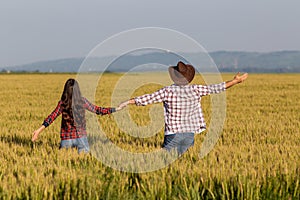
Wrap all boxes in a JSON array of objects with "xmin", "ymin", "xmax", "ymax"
[{"xmin": 0, "ymin": 73, "xmax": 299, "ymax": 199}]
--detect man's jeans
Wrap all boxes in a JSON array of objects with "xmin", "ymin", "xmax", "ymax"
[
  {"xmin": 162, "ymin": 132, "xmax": 194, "ymax": 155},
  {"xmin": 59, "ymin": 136, "xmax": 90, "ymax": 153}
]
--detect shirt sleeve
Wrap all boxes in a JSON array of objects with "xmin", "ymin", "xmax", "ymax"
[
  {"xmin": 42, "ymin": 101, "xmax": 63, "ymax": 127},
  {"xmin": 197, "ymin": 82, "xmax": 226, "ymax": 96},
  {"xmin": 134, "ymin": 87, "xmax": 165, "ymax": 106},
  {"xmin": 83, "ymin": 97, "xmax": 116, "ymax": 115}
]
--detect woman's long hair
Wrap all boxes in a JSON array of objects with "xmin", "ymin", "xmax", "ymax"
[{"xmin": 60, "ymin": 79, "xmax": 85, "ymax": 127}]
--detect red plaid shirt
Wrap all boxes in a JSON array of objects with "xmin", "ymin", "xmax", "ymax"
[
  {"xmin": 42, "ymin": 97, "xmax": 115, "ymax": 140},
  {"xmin": 134, "ymin": 82, "xmax": 226, "ymax": 135}
]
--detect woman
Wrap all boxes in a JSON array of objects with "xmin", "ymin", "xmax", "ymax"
[{"xmin": 32, "ymin": 78, "xmax": 116, "ymax": 153}]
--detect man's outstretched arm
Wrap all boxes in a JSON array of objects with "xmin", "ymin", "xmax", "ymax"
[
  {"xmin": 225, "ymin": 72, "xmax": 248, "ymax": 89},
  {"xmin": 117, "ymin": 88, "xmax": 165, "ymax": 110}
]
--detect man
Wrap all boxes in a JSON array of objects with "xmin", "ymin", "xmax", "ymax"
[{"xmin": 118, "ymin": 61, "xmax": 248, "ymax": 155}]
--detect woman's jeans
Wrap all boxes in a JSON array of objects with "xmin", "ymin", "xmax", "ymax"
[
  {"xmin": 59, "ymin": 136, "xmax": 90, "ymax": 153},
  {"xmin": 162, "ymin": 132, "xmax": 194, "ymax": 155}
]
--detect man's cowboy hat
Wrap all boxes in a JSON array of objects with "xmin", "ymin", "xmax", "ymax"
[{"xmin": 168, "ymin": 61, "xmax": 195, "ymax": 85}]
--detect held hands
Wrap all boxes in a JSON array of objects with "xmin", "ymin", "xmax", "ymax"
[
  {"xmin": 116, "ymin": 99, "xmax": 135, "ymax": 111},
  {"xmin": 116, "ymin": 100, "xmax": 130, "ymax": 111}
]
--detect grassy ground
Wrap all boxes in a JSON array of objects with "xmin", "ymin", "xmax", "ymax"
[{"xmin": 0, "ymin": 73, "xmax": 299, "ymax": 199}]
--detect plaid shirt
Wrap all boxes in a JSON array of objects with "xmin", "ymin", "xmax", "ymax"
[
  {"xmin": 134, "ymin": 82, "xmax": 226, "ymax": 135},
  {"xmin": 42, "ymin": 97, "xmax": 115, "ymax": 140}
]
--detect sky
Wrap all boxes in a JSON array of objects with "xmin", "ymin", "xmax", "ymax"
[{"xmin": 0, "ymin": 0, "xmax": 299, "ymax": 67}]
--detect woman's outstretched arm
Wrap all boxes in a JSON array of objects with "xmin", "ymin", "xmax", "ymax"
[{"xmin": 83, "ymin": 97, "xmax": 116, "ymax": 115}]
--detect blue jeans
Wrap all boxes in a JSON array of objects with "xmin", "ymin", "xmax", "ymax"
[
  {"xmin": 162, "ymin": 132, "xmax": 194, "ymax": 155},
  {"xmin": 59, "ymin": 136, "xmax": 90, "ymax": 153}
]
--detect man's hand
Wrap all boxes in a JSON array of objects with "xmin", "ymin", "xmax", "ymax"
[
  {"xmin": 225, "ymin": 72, "xmax": 248, "ymax": 89},
  {"xmin": 233, "ymin": 72, "xmax": 248, "ymax": 84}
]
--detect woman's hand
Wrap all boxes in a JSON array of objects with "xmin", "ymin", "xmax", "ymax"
[{"xmin": 32, "ymin": 126, "xmax": 45, "ymax": 142}]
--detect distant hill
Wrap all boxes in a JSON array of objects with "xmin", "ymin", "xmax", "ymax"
[
  {"xmin": 1, "ymin": 57, "xmax": 84, "ymax": 73},
  {"xmin": 210, "ymin": 51, "xmax": 300, "ymax": 73},
  {"xmin": 1, "ymin": 51, "xmax": 300, "ymax": 73}
]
